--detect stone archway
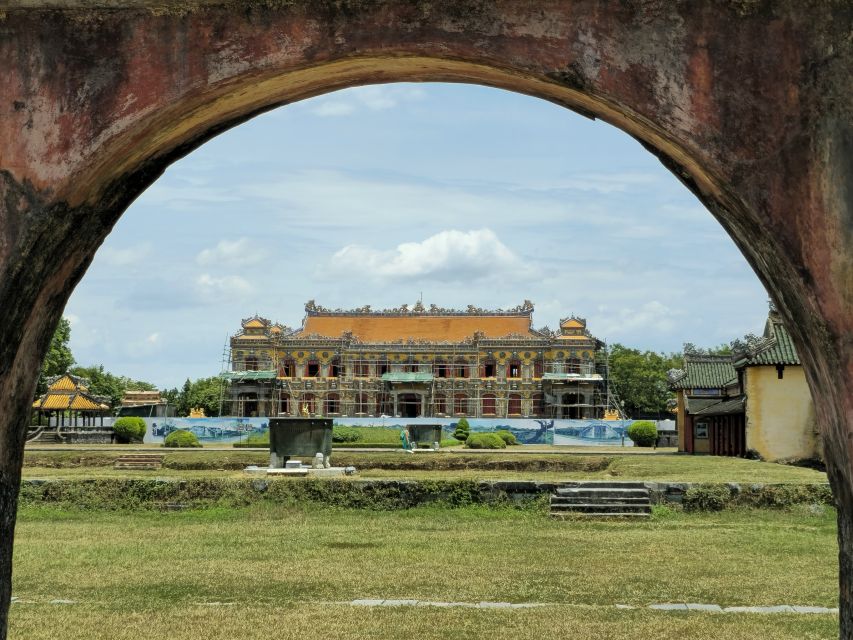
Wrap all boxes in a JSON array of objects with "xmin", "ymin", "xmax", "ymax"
[{"xmin": 0, "ymin": 3, "xmax": 850, "ymax": 638}]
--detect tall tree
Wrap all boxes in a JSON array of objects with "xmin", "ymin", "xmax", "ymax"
[
  {"xmin": 37, "ymin": 317, "xmax": 75, "ymax": 394},
  {"xmin": 185, "ymin": 376, "xmax": 228, "ymax": 417},
  {"xmin": 607, "ymin": 344, "xmax": 682, "ymax": 417}
]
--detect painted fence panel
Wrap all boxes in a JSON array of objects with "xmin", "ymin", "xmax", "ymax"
[{"xmin": 136, "ymin": 416, "xmax": 674, "ymax": 446}]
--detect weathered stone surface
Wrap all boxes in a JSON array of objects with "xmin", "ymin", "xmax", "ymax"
[
  {"xmin": 724, "ymin": 605, "xmax": 795, "ymax": 614},
  {"xmin": 685, "ymin": 603, "xmax": 723, "ymax": 612},
  {"xmin": 649, "ymin": 603, "xmax": 689, "ymax": 611},
  {"xmin": 0, "ymin": 2, "xmax": 851, "ymax": 638}
]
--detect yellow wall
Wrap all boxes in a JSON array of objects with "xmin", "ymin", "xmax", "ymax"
[
  {"xmin": 692, "ymin": 421, "xmax": 710, "ymax": 454},
  {"xmin": 744, "ymin": 365, "xmax": 817, "ymax": 462},
  {"xmin": 676, "ymin": 390, "xmax": 687, "ymax": 451}
]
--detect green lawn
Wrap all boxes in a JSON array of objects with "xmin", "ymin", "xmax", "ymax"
[{"xmin": 8, "ymin": 504, "xmax": 839, "ymax": 639}]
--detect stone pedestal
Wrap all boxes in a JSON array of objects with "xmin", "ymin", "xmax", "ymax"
[{"xmin": 268, "ymin": 418, "xmax": 333, "ymax": 469}]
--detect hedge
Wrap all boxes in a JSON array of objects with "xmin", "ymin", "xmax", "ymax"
[
  {"xmin": 465, "ymin": 433, "xmax": 507, "ymax": 449},
  {"xmin": 164, "ymin": 430, "xmax": 201, "ymax": 448},
  {"xmin": 627, "ymin": 421, "xmax": 657, "ymax": 447},
  {"xmin": 113, "ymin": 417, "xmax": 146, "ymax": 443}
]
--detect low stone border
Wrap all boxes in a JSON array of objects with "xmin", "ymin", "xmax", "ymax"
[
  {"xmin": 349, "ymin": 599, "xmax": 837, "ymax": 614},
  {"xmin": 10, "ymin": 595, "xmax": 837, "ymax": 615}
]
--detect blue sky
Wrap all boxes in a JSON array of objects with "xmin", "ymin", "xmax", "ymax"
[{"xmin": 65, "ymin": 83, "xmax": 769, "ymax": 389}]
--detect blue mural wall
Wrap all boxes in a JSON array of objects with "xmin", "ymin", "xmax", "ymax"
[{"xmin": 141, "ymin": 416, "xmax": 673, "ymax": 446}]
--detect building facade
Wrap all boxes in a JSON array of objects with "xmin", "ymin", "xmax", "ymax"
[
  {"xmin": 669, "ymin": 308, "xmax": 819, "ymax": 462},
  {"xmin": 225, "ymin": 301, "xmax": 614, "ymax": 420}
]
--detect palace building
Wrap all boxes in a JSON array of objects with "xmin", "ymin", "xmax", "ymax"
[{"xmin": 224, "ymin": 301, "xmax": 614, "ymax": 420}]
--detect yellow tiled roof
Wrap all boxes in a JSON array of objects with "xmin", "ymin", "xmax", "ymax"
[
  {"xmin": 33, "ymin": 391, "xmax": 109, "ymax": 412},
  {"xmin": 244, "ymin": 319, "xmax": 266, "ymax": 328},
  {"xmin": 297, "ymin": 315, "xmax": 536, "ymax": 342},
  {"xmin": 48, "ymin": 374, "xmax": 87, "ymax": 392}
]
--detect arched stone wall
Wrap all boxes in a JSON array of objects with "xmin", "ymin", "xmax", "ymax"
[{"xmin": 0, "ymin": 2, "xmax": 850, "ymax": 637}]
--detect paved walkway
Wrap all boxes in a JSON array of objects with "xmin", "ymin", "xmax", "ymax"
[
  {"xmin": 348, "ymin": 599, "xmax": 836, "ymax": 614},
  {"xmin": 12, "ymin": 596, "xmax": 836, "ymax": 615}
]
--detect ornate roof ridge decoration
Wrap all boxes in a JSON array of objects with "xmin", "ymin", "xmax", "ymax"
[
  {"xmin": 666, "ymin": 368, "xmax": 687, "ymax": 384},
  {"xmin": 682, "ymin": 352, "xmax": 735, "ymax": 362},
  {"xmin": 233, "ymin": 322, "xmax": 295, "ymax": 340},
  {"xmin": 731, "ymin": 315, "xmax": 800, "ymax": 367},
  {"xmin": 729, "ymin": 333, "xmax": 767, "ymax": 360},
  {"xmin": 47, "ymin": 373, "xmax": 91, "ymax": 389},
  {"xmin": 534, "ymin": 325, "xmax": 556, "ymax": 338},
  {"xmin": 303, "ymin": 299, "xmax": 535, "ymax": 317},
  {"xmin": 241, "ymin": 314, "xmax": 271, "ymax": 326}
]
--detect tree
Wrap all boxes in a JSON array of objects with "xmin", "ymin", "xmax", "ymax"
[
  {"xmin": 37, "ymin": 317, "xmax": 75, "ymax": 394},
  {"xmin": 68, "ymin": 364, "xmax": 158, "ymax": 410},
  {"xmin": 184, "ymin": 376, "xmax": 228, "ymax": 417},
  {"xmin": 172, "ymin": 376, "xmax": 228, "ymax": 417},
  {"xmin": 607, "ymin": 344, "xmax": 682, "ymax": 417},
  {"xmin": 683, "ymin": 342, "xmax": 733, "ymax": 356},
  {"xmin": 69, "ymin": 365, "xmax": 126, "ymax": 408},
  {"xmin": 176, "ymin": 379, "xmax": 193, "ymax": 417}
]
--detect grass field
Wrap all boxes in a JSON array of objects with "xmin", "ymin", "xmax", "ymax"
[
  {"xmin": 9, "ymin": 503, "xmax": 839, "ymax": 639},
  {"xmin": 22, "ymin": 449, "xmax": 828, "ymax": 483}
]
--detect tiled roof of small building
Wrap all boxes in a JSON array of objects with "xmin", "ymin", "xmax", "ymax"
[
  {"xmin": 732, "ymin": 312, "xmax": 801, "ymax": 368},
  {"xmin": 668, "ymin": 355, "xmax": 737, "ymax": 391},
  {"xmin": 692, "ymin": 396, "xmax": 746, "ymax": 417}
]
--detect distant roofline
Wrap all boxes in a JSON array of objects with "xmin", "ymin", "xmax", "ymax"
[{"xmin": 303, "ymin": 299, "xmax": 535, "ymax": 318}]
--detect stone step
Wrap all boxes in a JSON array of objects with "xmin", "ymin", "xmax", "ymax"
[
  {"xmin": 114, "ymin": 454, "xmax": 164, "ymax": 470},
  {"xmin": 550, "ymin": 512, "xmax": 650, "ymax": 519},
  {"xmin": 555, "ymin": 488, "xmax": 650, "ymax": 500},
  {"xmin": 549, "ymin": 503, "xmax": 652, "ymax": 514},
  {"xmin": 550, "ymin": 496, "xmax": 650, "ymax": 505},
  {"xmin": 114, "ymin": 463, "xmax": 162, "ymax": 470},
  {"xmin": 558, "ymin": 482, "xmax": 649, "ymax": 490}
]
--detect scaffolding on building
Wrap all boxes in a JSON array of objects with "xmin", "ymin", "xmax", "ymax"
[{"xmin": 221, "ymin": 338, "xmax": 625, "ymax": 420}]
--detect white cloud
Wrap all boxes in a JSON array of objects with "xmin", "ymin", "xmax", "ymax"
[
  {"xmin": 590, "ymin": 301, "xmax": 682, "ymax": 339},
  {"xmin": 312, "ymin": 101, "xmax": 355, "ymax": 117},
  {"xmin": 97, "ymin": 243, "xmax": 151, "ymax": 267},
  {"xmin": 321, "ymin": 228, "xmax": 537, "ymax": 283},
  {"xmin": 196, "ymin": 238, "xmax": 267, "ymax": 267},
  {"xmin": 146, "ymin": 332, "xmax": 160, "ymax": 345},
  {"xmin": 522, "ymin": 171, "xmax": 660, "ymax": 195},
  {"xmin": 194, "ymin": 273, "xmax": 254, "ymax": 303},
  {"xmin": 309, "ymin": 85, "xmax": 426, "ymax": 117}
]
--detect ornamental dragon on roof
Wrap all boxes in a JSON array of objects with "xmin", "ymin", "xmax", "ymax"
[{"xmin": 304, "ymin": 300, "xmax": 535, "ymax": 316}]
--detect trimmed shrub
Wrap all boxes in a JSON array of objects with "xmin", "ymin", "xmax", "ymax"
[
  {"xmin": 164, "ymin": 429, "xmax": 201, "ymax": 448},
  {"xmin": 112, "ymin": 417, "xmax": 146, "ymax": 443},
  {"xmin": 332, "ymin": 426, "xmax": 363, "ymax": 443},
  {"xmin": 465, "ymin": 433, "xmax": 507, "ymax": 449},
  {"xmin": 683, "ymin": 485, "xmax": 731, "ymax": 512},
  {"xmin": 439, "ymin": 438, "xmax": 463, "ymax": 448},
  {"xmin": 626, "ymin": 420, "xmax": 657, "ymax": 447},
  {"xmin": 495, "ymin": 430, "xmax": 518, "ymax": 446},
  {"xmin": 453, "ymin": 417, "xmax": 471, "ymax": 442}
]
